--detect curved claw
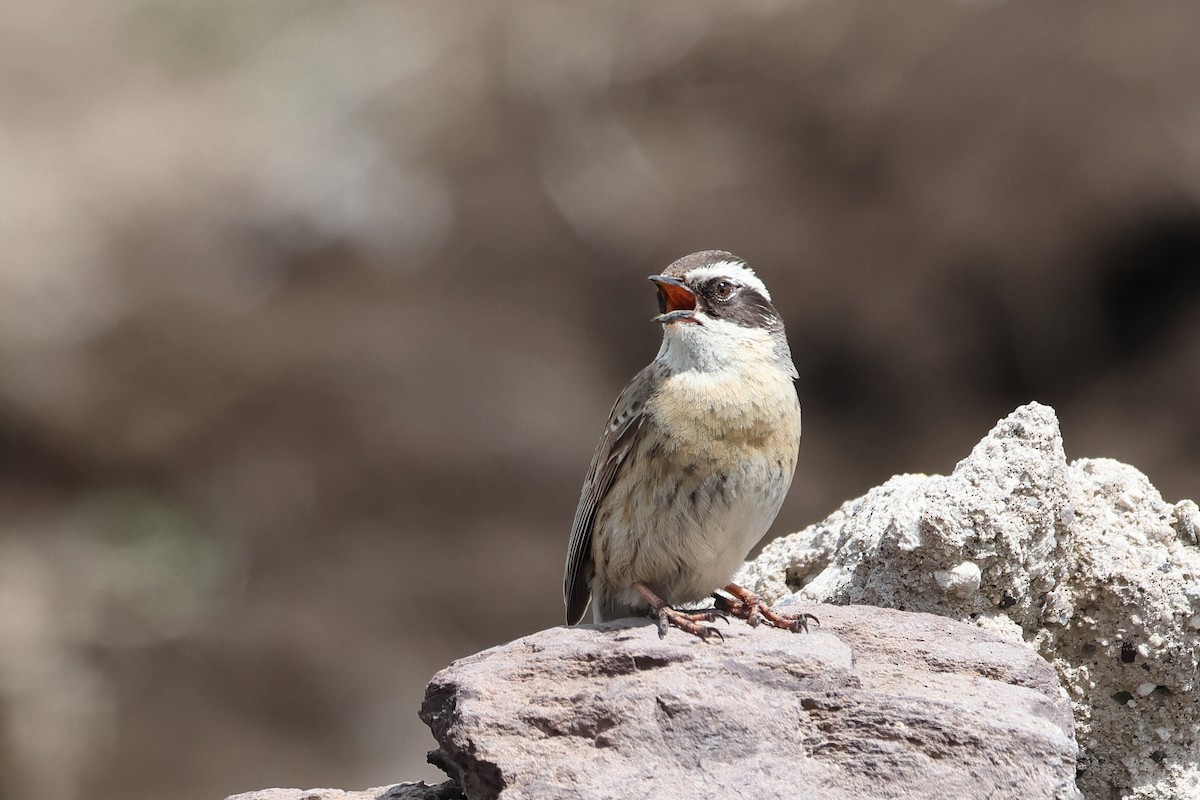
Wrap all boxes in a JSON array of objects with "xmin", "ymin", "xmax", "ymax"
[
  {"xmin": 782, "ymin": 611, "xmax": 820, "ymax": 634},
  {"xmin": 697, "ymin": 626, "xmax": 725, "ymax": 643},
  {"xmin": 698, "ymin": 608, "xmax": 731, "ymax": 625}
]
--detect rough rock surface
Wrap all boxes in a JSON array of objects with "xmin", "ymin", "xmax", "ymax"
[
  {"xmin": 420, "ymin": 605, "xmax": 1079, "ymax": 800},
  {"xmin": 225, "ymin": 782, "xmax": 463, "ymax": 800},
  {"xmin": 737, "ymin": 402, "xmax": 1200, "ymax": 799}
]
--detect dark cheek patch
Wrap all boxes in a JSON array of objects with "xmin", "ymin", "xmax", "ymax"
[{"xmin": 715, "ymin": 290, "xmax": 780, "ymax": 328}]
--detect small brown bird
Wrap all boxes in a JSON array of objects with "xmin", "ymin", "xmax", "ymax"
[{"xmin": 563, "ymin": 250, "xmax": 813, "ymax": 640}]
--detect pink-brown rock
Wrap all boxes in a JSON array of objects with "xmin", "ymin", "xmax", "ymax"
[{"xmin": 420, "ymin": 605, "xmax": 1079, "ymax": 799}]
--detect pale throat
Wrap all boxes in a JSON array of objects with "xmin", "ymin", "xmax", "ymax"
[
  {"xmin": 649, "ymin": 321, "xmax": 801, "ymax": 459},
  {"xmin": 655, "ymin": 318, "xmax": 790, "ymax": 378}
]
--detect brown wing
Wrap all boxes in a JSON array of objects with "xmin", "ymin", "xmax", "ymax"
[{"xmin": 563, "ymin": 364, "xmax": 660, "ymax": 624}]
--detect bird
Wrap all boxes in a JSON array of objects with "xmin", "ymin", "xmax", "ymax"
[{"xmin": 563, "ymin": 250, "xmax": 813, "ymax": 640}]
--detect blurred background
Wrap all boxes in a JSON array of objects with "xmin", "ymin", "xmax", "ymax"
[{"xmin": 2, "ymin": 1, "xmax": 1199, "ymax": 798}]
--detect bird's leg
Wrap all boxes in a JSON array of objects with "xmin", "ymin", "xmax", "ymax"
[
  {"xmin": 715, "ymin": 582, "xmax": 819, "ymax": 633},
  {"xmin": 633, "ymin": 581, "xmax": 724, "ymax": 642}
]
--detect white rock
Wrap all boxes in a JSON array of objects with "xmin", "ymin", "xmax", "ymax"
[
  {"xmin": 226, "ymin": 784, "xmax": 459, "ymax": 800},
  {"xmin": 932, "ymin": 560, "xmax": 982, "ymax": 597}
]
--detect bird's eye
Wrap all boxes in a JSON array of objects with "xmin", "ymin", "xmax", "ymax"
[{"xmin": 713, "ymin": 280, "xmax": 735, "ymax": 301}]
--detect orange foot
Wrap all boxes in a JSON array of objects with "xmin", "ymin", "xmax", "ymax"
[
  {"xmin": 633, "ymin": 581, "xmax": 726, "ymax": 642},
  {"xmin": 715, "ymin": 583, "xmax": 819, "ymax": 633}
]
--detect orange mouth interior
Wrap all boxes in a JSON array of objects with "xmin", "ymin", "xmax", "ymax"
[{"xmin": 655, "ymin": 281, "xmax": 696, "ymax": 314}]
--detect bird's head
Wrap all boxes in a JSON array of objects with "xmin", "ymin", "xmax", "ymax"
[{"xmin": 648, "ymin": 250, "xmax": 797, "ymax": 378}]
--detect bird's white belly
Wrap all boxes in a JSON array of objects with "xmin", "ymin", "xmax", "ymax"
[
  {"xmin": 602, "ymin": 453, "xmax": 791, "ymax": 610},
  {"xmin": 661, "ymin": 487, "xmax": 782, "ymax": 603}
]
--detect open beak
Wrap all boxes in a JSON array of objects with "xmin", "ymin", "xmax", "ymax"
[{"xmin": 649, "ymin": 275, "xmax": 699, "ymax": 324}]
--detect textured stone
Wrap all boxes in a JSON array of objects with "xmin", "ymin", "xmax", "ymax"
[
  {"xmin": 420, "ymin": 606, "xmax": 1078, "ymax": 800},
  {"xmin": 738, "ymin": 402, "xmax": 1200, "ymax": 799},
  {"xmin": 225, "ymin": 782, "xmax": 463, "ymax": 800}
]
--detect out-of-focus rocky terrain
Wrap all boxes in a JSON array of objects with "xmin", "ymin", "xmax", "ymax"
[{"xmin": 2, "ymin": 3, "xmax": 1199, "ymax": 800}]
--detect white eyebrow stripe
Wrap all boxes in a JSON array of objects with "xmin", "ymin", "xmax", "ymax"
[{"xmin": 683, "ymin": 261, "xmax": 771, "ymax": 301}]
